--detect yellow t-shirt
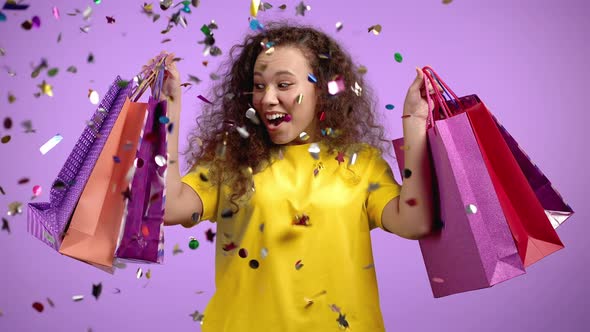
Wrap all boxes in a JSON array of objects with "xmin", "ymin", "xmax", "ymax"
[{"xmin": 181, "ymin": 142, "xmax": 401, "ymax": 332}]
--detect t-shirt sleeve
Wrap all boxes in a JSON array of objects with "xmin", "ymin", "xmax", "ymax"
[
  {"xmin": 180, "ymin": 165, "xmax": 219, "ymax": 222},
  {"xmin": 366, "ymin": 152, "xmax": 402, "ymax": 231}
]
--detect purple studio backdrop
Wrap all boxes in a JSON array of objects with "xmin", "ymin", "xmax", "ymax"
[{"xmin": 1, "ymin": 0, "xmax": 589, "ymax": 331}]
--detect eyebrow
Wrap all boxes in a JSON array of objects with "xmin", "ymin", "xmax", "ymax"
[{"xmin": 253, "ymin": 70, "xmax": 296, "ymax": 77}]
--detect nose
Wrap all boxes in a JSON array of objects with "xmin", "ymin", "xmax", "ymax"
[{"xmin": 260, "ymin": 85, "xmax": 279, "ymax": 108}]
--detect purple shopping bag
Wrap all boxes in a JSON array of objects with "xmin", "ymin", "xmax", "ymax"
[
  {"xmin": 27, "ymin": 77, "xmax": 133, "ymax": 250},
  {"xmin": 115, "ymin": 96, "xmax": 167, "ymax": 264},
  {"xmin": 392, "ymin": 73, "xmax": 525, "ymax": 298},
  {"xmin": 443, "ymin": 94, "xmax": 573, "ymax": 229}
]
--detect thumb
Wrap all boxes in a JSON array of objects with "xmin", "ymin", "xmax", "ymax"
[{"xmin": 410, "ymin": 67, "xmax": 425, "ymax": 89}]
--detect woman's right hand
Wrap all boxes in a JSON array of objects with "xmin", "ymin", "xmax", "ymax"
[{"xmin": 143, "ymin": 51, "xmax": 182, "ymax": 103}]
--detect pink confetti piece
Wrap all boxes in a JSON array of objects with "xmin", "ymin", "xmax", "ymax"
[{"xmin": 52, "ymin": 7, "xmax": 60, "ymax": 20}]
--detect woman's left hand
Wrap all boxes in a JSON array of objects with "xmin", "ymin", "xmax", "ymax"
[{"xmin": 402, "ymin": 67, "xmax": 442, "ymax": 119}]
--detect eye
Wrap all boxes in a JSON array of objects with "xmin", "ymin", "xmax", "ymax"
[
  {"xmin": 253, "ymin": 83, "xmax": 265, "ymax": 90},
  {"xmin": 278, "ymin": 82, "xmax": 292, "ymax": 89}
]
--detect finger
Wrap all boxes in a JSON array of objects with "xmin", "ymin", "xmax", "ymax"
[{"xmin": 410, "ymin": 67, "xmax": 425, "ymax": 90}]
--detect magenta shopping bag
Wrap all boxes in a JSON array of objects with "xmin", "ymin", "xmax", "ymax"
[
  {"xmin": 115, "ymin": 70, "xmax": 168, "ymax": 264},
  {"xmin": 392, "ymin": 72, "xmax": 525, "ymax": 298}
]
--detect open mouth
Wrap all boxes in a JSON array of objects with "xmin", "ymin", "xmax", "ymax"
[{"xmin": 266, "ymin": 113, "xmax": 291, "ymax": 128}]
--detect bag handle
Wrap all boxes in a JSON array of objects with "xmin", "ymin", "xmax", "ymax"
[
  {"xmin": 422, "ymin": 66, "xmax": 465, "ymax": 114},
  {"xmin": 131, "ymin": 55, "xmax": 167, "ymax": 102}
]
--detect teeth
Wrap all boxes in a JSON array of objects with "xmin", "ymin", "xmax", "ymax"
[{"xmin": 266, "ymin": 113, "xmax": 286, "ymax": 120}]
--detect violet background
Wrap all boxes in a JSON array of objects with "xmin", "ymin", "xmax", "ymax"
[{"xmin": 1, "ymin": 0, "xmax": 588, "ymax": 331}]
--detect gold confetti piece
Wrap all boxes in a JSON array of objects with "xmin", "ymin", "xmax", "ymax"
[
  {"xmin": 368, "ymin": 24, "xmax": 382, "ymax": 35},
  {"xmin": 1, "ymin": 135, "xmax": 10, "ymax": 144},
  {"xmin": 88, "ymin": 89, "xmax": 99, "ymax": 105},
  {"xmin": 8, "ymin": 93, "xmax": 16, "ymax": 103},
  {"xmin": 335, "ymin": 21, "xmax": 343, "ymax": 31},
  {"xmin": 357, "ymin": 65, "xmax": 367, "ymax": 75},
  {"xmin": 299, "ymin": 132, "xmax": 310, "ymax": 141},
  {"xmin": 264, "ymin": 47, "xmax": 275, "ymax": 55},
  {"xmin": 136, "ymin": 268, "xmax": 143, "ymax": 279},
  {"xmin": 40, "ymin": 134, "xmax": 63, "ymax": 155},
  {"xmin": 173, "ymin": 243, "xmax": 183, "ymax": 255},
  {"xmin": 466, "ymin": 204, "xmax": 478, "ymax": 214},
  {"xmin": 250, "ymin": 0, "xmax": 260, "ymax": 16},
  {"xmin": 293, "ymin": 214, "xmax": 311, "ymax": 226},
  {"xmin": 313, "ymin": 162, "xmax": 324, "ymax": 177},
  {"xmin": 72, "ymin": 295, "xmax": 84, "ymax": 302},
  {"xmin": 442, "ymin": 0, "xmax": 453, "ymax": 4},
  {"xmin": 296, "ymin": 93, "xmax": 303, "ymax": 104},
  {"xmin": 146, "ymin": 269, "xmax": 152, "ymax": 279},
  {"xmin": 38, "ymin": 81, "xmax": 53, "ymax": 97}
]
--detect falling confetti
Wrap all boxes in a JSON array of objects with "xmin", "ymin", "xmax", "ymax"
[
  {"xmin": 189, "ymin": 310, "xmax": 204, "ymax": 323},
  {"xmin": 385, "ymin": 104, "xmax": 395, "ymax": 110},
  {"xmin": 327, "ymin": 75, "xmax": 345, "ymax": 95},
  {"xmin": 1, "ymin": 136, "xmax": 10, "ymax": 144},
  {"xmin": 40, "ymin": 134, "xmax": 62, "ymax": 155},
  {"xmin": 32, "ymin": 185, "xmax": 42, "ymax": 197},
  {"xmin": 299, "ymin": 131, "xmax": 310, "ymax": 141},
  {"xmin": 46, "ymin": 298, "xmax": 55, "ymax": 307},
  {"xmin": 87, "ymin": 53, "xmax": 94, "ymax": 63},
  {"xmin": 293, "ymin": 214, "xmax": 311, "ymax": 226},
  {"xmin": 221, "ymin": 208, "xmax": 233, "ymax": 218},
  {"xmin": 249, "ymin": 18, "xmax": 263, "ymax": 31},
  {"xmin": 188, "ymin": 237, "xmax": 199, "ymax": 249},
  {"xmin": 295, "ymin": 1, "xmax": 310, "ymax": 16},
  {"xmin": 52, "ymin": 6, "xmax": 60, "ymax": 19},
  {"xmin": 32, "ymin": 302, "xmax": 44, "ymax": 313},
  {"xmin": 106, "ymin": 16, "xmax": 115, "ymax": 23},
  {"xmin": 66, "ymin": 66, "xmax": 77, "ymax": 73},
  {"xmin": 250, "ymin": 0, "xmax": 260, "ymax": 17},
  {"xmin": 296, "ymin": 93, "xmax": 304, "ymax": 104},
  {"xmin": 92, "ymin": 283, "xmax": 102, "ymax": 300},
  {"xmin": 72, "ymin": 295, "xmax": 84, "ymax": 302},
  {"xmin": 249, "ymin": 259, "xmax": 260, "ymax": 269},
  {"xmin": 368, "ymin": 24, "xmax": 382, "ymax": 35},
  {"xmin": 173, "ymin": 243, "xmax": 183, "ymax": 255},
  {"xmin": 406, "ymin": 198, "xmax": 417, "ymax": 206},
  {"xmin": 308, "ymin": 142, "xmax": 320, "ymax": 159},
  {"xmin": 47, "ymin": 68, "xmax": 59, "ymax": 77},
  {"xmin": 466, "ymin": 204, "xmax": 478, "ymax": 214},
  {"xmin": 394, "ymin": 52, "xmax": 403, "ymax": 63},
  {"xmin": 38, "ymin": 81, "xmax": 53, "ymax": 97},
  {"xmin": 197, "ymin": 94, "xmax": 213, "ymax": 104},
  {"xmin": 88, "ymin": 89, "xmax": 99, "ymax": 104},
  {"xmin": 295, "ymin": 260, "xmax": 304, "ymax": 270},
  {"xmin": 335, "ymin": 21, "xmax": 343, "ymax": 31},
  {"xmin": 443, "ymin": 0, "xmax": 453, "ymax": 4},
  {"xmin": 205, "ymin": 228, "xmax": 216, "ymax": 242},
  {"xmin": 337, "ymin": 313, "xmax": 350, "ymax": 329},
  {"xmin": 245, "ymin": 107, "xmax": 260, "ymax": 125},
  {"xmin": 238, "ymin": 248, "xmax": 248, "ymax": 258},
  {"xmin": 261, "ymin": 247, "xmax": 268, "ymax": 259},
  {"xmin": 335, "ymin": 152, "xmax": 345, "ymax": 165},
  {"xmin": 1, "ymin": 218, "xmax": 10, "ymax": 233},
  {"xmin": 403, "ymin": 168, "xmax": 412, "ymax": 179},
  {"xmin": 8, "ymin": 93, "xmax": 16, "ymax": 103}
]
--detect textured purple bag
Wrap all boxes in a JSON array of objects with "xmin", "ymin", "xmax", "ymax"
[
  {"xmin": 114, "ymin": 96, "xmax": 167, "ymax": 264},
  {"xmin": 27, "ymin": 77, "xmax": 133, "ymax": 250},
  {"xmin": 392, "ymin": 72, "xmax": 525, "ymax": 298}
]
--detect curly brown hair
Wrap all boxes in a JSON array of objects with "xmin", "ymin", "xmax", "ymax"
[{"xmin": 182, "ymin": 21, "xmax": 390, "ymax": 210}]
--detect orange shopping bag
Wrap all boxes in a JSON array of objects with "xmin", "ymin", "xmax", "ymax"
[{"xmin": 59, "ymin": 97, "xmax": 148, "ymax": 269}]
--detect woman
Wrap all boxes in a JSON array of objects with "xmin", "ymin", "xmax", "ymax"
[{"xmin": 154, "ymin": 22, "xmax": 434, "ymax": 331}]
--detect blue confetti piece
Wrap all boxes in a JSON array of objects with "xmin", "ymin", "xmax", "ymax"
[
  {"xmin": 385, "ymin": 104, "xmax": 395, "ymax": 110},
  {"xmin": 159, "ymin": 116, "xmax": 170, "ymax": 124},
  {"xmin": 249, "ymin": 19, "xmax": 263, "ymax": 31},
  {"xmin": 307, "ymin": 73, "xmax": 317, "ymax": 83},
  {"xmin": 0, "ymin": 11, "xmax": 6, "ymax": 22},
  {"xmin": 113, "ymin": 156, "xmax": 121, "ymax": 163}
]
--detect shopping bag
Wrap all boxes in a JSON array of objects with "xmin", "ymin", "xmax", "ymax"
[
  {"xmin": 392, "ymin": 72, "xmax": 525, "ymax": 297},
  {"xmin": 115, "ymin": 96, "xmax": 167, "ymax": 264},
  {"xmin": 58, "ymin": 97, "xmax": 149, "ymax": 268},
  {"xmin": 27, "ymin": 76, "xmax": 133, "ymax": 251},
  {"xmin": 439, "ymin": 94, "xmax": 574, "ymax": 229},
  {"xmin": 423, "ymin": 67, "xmax": 565, "ymax": 267}
]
